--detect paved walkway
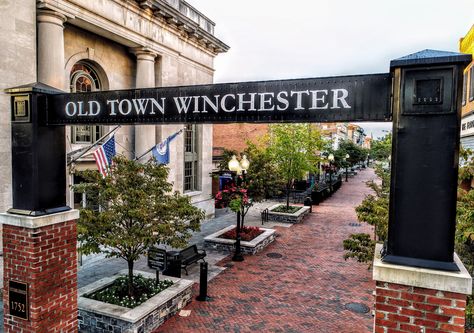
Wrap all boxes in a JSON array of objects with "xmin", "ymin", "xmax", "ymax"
[
  {"xmin": 0, "ymin": 168, "xmax": 376, "ymax": 333},
  {"xmin": 155, "ymin": 168, "xmax": 377, "ymax": 333}
]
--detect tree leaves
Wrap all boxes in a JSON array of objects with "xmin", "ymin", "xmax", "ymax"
[
  {"xmin": 73, "ymin": 155, "xmax": 205, "ymax": 293},
  {"xmin": 268, "ymin": 124, "xmax": 327, "ymax": 207}
]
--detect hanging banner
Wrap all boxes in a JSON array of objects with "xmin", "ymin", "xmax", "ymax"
[{"xmin": 46, "ymin": 73, "xmax": 392, "ymax": 125}]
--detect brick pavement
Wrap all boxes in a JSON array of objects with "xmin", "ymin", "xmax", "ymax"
[{"xmin": 155, "ymin": 168, "xmax": 377, "ymax": 333}]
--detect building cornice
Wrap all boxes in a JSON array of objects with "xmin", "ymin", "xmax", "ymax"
[
  {"xmin": 137, "ymin": 0, "xmax": 229, "ymax": 53},
  {"xmin": 37, "ymin": 0, "xmax": 228, "ymax": 72}
]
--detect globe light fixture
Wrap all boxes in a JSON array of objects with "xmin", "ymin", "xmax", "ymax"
[
  {"xmin": 240, "ymin": 155, "xmax": 250, "ymax": 171},
  {"xmin": 228, "ymin": 155, "xmax": 240, "ymax": 172}
]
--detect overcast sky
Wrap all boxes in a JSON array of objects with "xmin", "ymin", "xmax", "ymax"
[{"xmin": 187, "ymin": 0, "xmax": 474, "ymax": 138}]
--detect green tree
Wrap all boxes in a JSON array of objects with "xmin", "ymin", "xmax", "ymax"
[
  {"xmin": 333, "ymin": 140, "xmax": 368, "ymax": 168},
  {"xmin": 456, "ymin": 148, "xmax": 474, "ymax": 274},
  {"xmin": 370, "ymin": 133, "xmax": 392, "ymax": 161},
  {"xmin": 73, "ymin": 156, "xmax": 205, "ymax": 296},
  {"xmin": 268, "ymin": 124, "xmax": 326, "ymax": 209},
  {"xmin": 244, "ymin": 141, "xmax": 285, "ymax": 202}
]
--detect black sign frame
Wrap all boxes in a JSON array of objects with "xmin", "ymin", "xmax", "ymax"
[
  {"xmin": 9, "ymin": 280, "xmax": 29, "ymax": 320},
  {"xmin": 148, "ymin": 247, "xmax": 168, "ymax": 271},
  {"xmin": 46, "ymin": 73, "xmax": 392, "ymax": 125}
]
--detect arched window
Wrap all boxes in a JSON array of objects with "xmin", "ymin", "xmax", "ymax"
[{"xmin": 70, "ymin": 62, "xmax": 103, "ymax": 143}]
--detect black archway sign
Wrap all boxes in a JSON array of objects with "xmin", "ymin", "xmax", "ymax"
[{"xmin": 5, "ymin": 49, "xmax": 471, "ymax": 271}]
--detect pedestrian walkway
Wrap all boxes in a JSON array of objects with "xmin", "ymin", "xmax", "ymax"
[
  {"xmin": 154, "ymin": 168, "xmax": 377, "ymax": 333},
  {"xmin": 78, "ymin": 199, "xmax": 295, "ymax": 286}
]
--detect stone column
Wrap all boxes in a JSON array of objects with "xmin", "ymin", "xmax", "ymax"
[
  {"xmin": 37, "ymin": 9, "xmax": 73, "ymax": 206},
  {"xmin": 373, "ymin": 244, "xmax": 472, "ymax": 333},
  {"xmin": 37, "ymin": 9, "xmax": 67, "ymax": 89},
  {"xmin": 1, "ymin": 210, "xmax": 79, "ymax": 333},
  {"xmin": 132, "ymin": 48, "xmax": 157, "ymax": 159}
]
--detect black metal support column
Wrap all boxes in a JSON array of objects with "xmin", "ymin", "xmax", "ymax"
[
  {"xmin": 6, "ymin": 83, "xmax": 70, "ymax": 216},
  {"xmin": 383, "ymin": 50, "xmax": 471, "ymax": 271}
]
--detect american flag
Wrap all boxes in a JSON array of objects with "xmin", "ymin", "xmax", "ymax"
[{"xmin": 93, "ymin": 135, "xmax": 116, "ymax": 177}]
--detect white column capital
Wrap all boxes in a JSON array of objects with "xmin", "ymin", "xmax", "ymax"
[
  {"xmin": 131, "ymin": 47, "xmax": 158, "ymax": 62},
  {"xmin": 37, "ymin": 9, "xmax": 67, "ymax": 27}
]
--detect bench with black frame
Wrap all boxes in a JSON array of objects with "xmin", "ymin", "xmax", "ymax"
[{"xmin": 179, "ymin": 244, "xmax": 206, "ymax": 275}]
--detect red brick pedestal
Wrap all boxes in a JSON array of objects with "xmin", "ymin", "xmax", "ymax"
[
  {"xmin": 373, "ymin": 244, "xmax": 472, "ymax": 333},
  {"xmin": 0, "ymin": 211, "xmax": 79, "ymax": 333}
]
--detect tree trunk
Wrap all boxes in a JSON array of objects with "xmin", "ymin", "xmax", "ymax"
[
  {"xmin": 286, "ymin": 182, "xmax": 291, "ymax": 210},
  {"xmin": 127, "ymin": 260, "xmax": 134, "ymax": 297}
]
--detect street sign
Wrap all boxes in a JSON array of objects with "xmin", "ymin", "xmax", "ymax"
[
  {"xmin": 148, "ymin": 247, "xmax": 167, "ymax": 271},
  {"xmin": 46, "ymin": 74, "xmax": 392, "ymax": 125}
]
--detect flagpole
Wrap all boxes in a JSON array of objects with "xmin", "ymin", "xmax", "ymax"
[
  {"xmin": 134, "ymin": 127, "xmax": 186, "ymax": 161},
  {"xmin": 67, "ymin": 125, "xmax": 121, "ymax": 166}
]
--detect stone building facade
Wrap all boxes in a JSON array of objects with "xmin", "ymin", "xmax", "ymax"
[{"xmin": 0, "ymin": 0, "xmax": 228, "ymax": 218}]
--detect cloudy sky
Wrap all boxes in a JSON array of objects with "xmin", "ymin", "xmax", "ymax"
[{"xmin": 187, "ymin": 0, "xmax": 473, "ymax": 138}]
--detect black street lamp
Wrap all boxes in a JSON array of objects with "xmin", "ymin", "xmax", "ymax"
[
  {"xmin": 228, "ymin": 155, "xmax": 250, "ymax": 262},
  {"xmin": 345, "ymin": 153, "xmax": 350, "ymax": 182},
  {"xmin": 328, "ymin": 153, "xmax": 334, "ymax": 193}
]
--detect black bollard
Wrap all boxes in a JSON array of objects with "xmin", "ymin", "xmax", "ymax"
[
  {"xmin": 304, "ymin": 196, "xmax": 312, "ymax": 213},
  {"xmin": 196, "ymin": 262, "xmax": 210, "ymax": 301}
]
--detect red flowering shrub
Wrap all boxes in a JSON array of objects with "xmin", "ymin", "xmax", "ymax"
[
  {"xmin": 221, "ymin": 226, "xmax": 264, "ymax": 241},
  {"xmin": 214, "ymin": 185, "xmax": 250, "ymax": 212}
]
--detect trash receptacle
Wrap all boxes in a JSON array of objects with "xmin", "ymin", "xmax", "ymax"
[{"xmin": 163, "ymin": 251, "xmax": 181, "ymax": 278}]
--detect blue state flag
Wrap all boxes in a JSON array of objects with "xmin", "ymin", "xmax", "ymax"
[{"xmin": 152, "ymin": 131, "xmax": 181, "ymax": 165}]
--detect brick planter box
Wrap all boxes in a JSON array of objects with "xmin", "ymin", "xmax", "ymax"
[
  {"xmin": 204, "ymin": 225, "xmax": 276, "ymax": 255},
  {"xmin": 267, "ymin": 204, "xmax": 310, "ymax": 224},
  {"xmin": 78, "ymin": 269, "xmax": 193, "ymax": 333}
]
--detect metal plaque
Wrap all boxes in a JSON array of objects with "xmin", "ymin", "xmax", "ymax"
[
  {"xmin": 12, "ymin": 95, "xmax": 30, "ymax": 122},
  {"xmin": 9, "ymin": 280, "xmax": 28, "ymax": 320},
  {"xmin": 148, "ymin": 247, "xmax": 167, "ymax": 271},
  {"xmin": 414, "ymin": 78, "xmax": 443, "ymax": 105},
  {"xmin": 46, "ymin": 74, "xmax": 392, "ymax": 125},
  {"xmin": 402, "ymin": 68, "xmax": 454, "ymax": 115}
]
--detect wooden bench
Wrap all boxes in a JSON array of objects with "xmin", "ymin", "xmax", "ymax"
[{"xmin": 179, "ymin": 245, "xmax": 206, "ymax": 275}]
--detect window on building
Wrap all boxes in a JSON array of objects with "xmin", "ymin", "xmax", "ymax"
[
  {"xmin": 470, "ymin": 66, "xmax": 474, "ymax": 102},
  {"xmin": 70, "ymin": 63, "xmax": 103, "ymax": 143},
  {"xmin": 184, "ymin": 124, "xmax": 200, "ymax": 192}
]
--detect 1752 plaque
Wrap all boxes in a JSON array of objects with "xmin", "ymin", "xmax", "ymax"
[{"xmin": 9, "ymin": 280, "xmax": 28, "ymax": 320}]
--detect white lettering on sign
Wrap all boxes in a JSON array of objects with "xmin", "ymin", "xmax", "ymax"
[
  {"xmin": 461, "ymin": 114, "xmax": 474, "ymax": 137},
  {"xmin": 63, "ymin": 89, "xmax": 352, "ymax": 118}
]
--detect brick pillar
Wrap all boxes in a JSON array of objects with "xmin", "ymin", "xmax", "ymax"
[
  {"xmin": 1, "ymin": 211, "xmax": 79, "ymax": 333},
  {"xmin": 373, "ymin": 244, "xmax": 472, "ymax": 333}
]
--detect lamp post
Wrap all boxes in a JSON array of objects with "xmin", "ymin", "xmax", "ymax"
[
  {"xmin": 228, "ymin": 155, "xmax": 250, "ymax": 262},
  {"xmin": 328, "ymin": 153, "xmax": 334, "ymax": 193},
  {"xmin": 345, "ymin": 153, "xmax": 350, "ymax": 182}
]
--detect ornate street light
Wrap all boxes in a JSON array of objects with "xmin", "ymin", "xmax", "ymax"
[
  {"xmin": 328, "ymin": 154, "xmax": 335, "ymax": 193},
  {"xmin": 345, "ymin": 153, "xmax": 350, "ymax": 182},
  {"xmin": 228, "ymin": 155, "xmax": 250, "ymax": 262}
]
